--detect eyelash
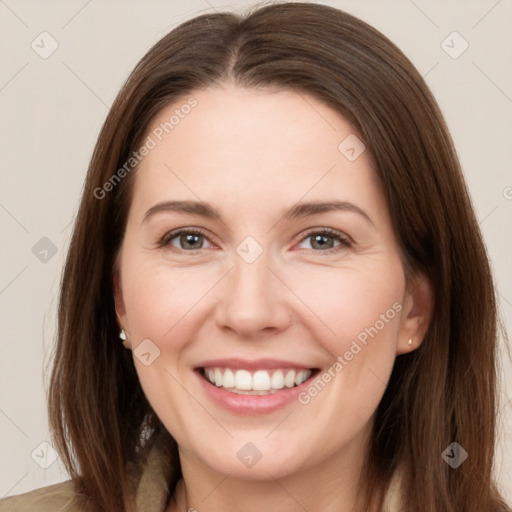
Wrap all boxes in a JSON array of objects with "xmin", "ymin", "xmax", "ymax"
[{"xmin": 159, "ymin": 227, "xmax": 353, "ymax": 255}]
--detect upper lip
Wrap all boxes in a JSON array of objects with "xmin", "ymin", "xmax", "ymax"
[{"xmin": 195, "ymin": 358, "xmax": 316, "ymax": 371}]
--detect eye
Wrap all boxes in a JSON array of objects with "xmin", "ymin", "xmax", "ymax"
[
  {"xmin": 159, "ymin": 227, "xmax": 352, "ymax": 254},
  {"xmin": 160, "ymin": 228, "xmax": 213, "ymax": 251},
  {"xmin": 296, "ymin": 228, "xmax": 352, "ymax": 254}
]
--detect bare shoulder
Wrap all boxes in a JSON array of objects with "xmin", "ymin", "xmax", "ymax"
[{"xmin": 0, "ymin": 480, "xmax": 86, "ymax": 512}]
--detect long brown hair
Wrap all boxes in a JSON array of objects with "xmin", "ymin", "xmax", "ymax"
[{"xmin": 48, "ymin": 2, "xmax": 511, "ymax": 510}]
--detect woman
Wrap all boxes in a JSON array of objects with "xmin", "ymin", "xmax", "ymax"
[{"xmin": 1, "ymin": 2, "xmax": 510, "ymax": 511}]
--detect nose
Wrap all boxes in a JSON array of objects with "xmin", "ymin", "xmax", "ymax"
[{"xmin": 213, "ymin": 250, "xmax": 291, "ymax": 339}]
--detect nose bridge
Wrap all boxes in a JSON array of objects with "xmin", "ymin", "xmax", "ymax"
[{"xmin": 214, "ymin": 242, "xmax": 290, "ymax": 336}]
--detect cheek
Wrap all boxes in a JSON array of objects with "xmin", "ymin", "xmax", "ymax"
[
  {"xmin": 121, "ymin": 255, "xmax": 211, "ymax": 343},
  {"xmin": 119, "ymin": 256, "xmax": 209, "ymax": 435},
  {"xmin": 289, "ymin": 261, "xmax": 404, "ymax": 354},
  {"xmin": 291, "ymin": 262, "xmax": 404, "ymax": 428}
]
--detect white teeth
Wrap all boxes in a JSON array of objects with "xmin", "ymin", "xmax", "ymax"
[
  {"xmin": 284, "ymin": 370, "xmax": 296, "ymax": 388},
  {"xmin": 203, "ymin": 367, "xmax": 312, "ymax": 393},
  {"xmin": 252, "ymin": 370, "xmax": 271, "ymax": 391},
  {"xmin": 295, "ymin": 370, "xmax": 309, "ymax": 386},
  {"xmin": 223, "ymin": 368, "xmax": 235, "ymax": 388},
  {"xmin": 271, "ymin": 370, "xmax": 284, "ymax": 389},
  {"xmin": 234, "ymin": 369, "xmax": 252, "ymax": 390},
  {"xmin": 214, "ymin": 368, "xmax": 223, "ymax": 387}
]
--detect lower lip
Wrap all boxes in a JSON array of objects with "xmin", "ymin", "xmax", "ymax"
[{"xmin": 195, "ymin": 369, "xmax": 318, "ymax": 415}]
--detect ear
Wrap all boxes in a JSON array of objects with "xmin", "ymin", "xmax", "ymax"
[
  {"xmin": 113, "ymin": 269, "xmax": 131, "ymax": 349},
  {"xmin": 396, "ymin": 271, "xmax": 434, "ymax": 355}
]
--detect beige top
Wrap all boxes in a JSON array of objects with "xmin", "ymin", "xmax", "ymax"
[{"xmin": 0, "ymin": 441, "xmax": 404, "ymax": 511}]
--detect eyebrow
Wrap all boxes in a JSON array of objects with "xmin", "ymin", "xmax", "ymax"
[{"xmin": 143, "ymin": 199, "xmax": 374, "ymax": 226}]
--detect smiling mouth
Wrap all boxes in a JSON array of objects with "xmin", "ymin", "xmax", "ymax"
[{"xmin": 197, "ymin": 367, "xmax": 320, "ymax": 395}]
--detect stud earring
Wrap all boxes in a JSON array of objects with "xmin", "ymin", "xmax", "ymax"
[
  {"xmin": 408, "ymin": 338, "xmax": 413, "ymax": 346},
  {"xmin": 120, "ymin": 329, "xmax": 127, "ymax": 341}
]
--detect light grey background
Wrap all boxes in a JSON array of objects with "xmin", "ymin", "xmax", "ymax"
[{"xmin": 1, "ymin": 0, "xmax": 511, "ymax": 501}]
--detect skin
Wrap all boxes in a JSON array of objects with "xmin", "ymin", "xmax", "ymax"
[{"xmin": 114, "ymin": 83, "xmax": 433, "ymax": 512}]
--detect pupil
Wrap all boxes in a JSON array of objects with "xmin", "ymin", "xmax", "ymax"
[
  {"xmin": 182, "ymin": 234, "xmax": 201, "ymax": 249},
  {"xmin": 312, "ymin": 234, "xmax": 333, "ymax": 250}
]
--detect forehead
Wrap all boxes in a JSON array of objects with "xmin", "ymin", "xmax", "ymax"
[
  {"xmin": 131, "ymin": 84, "xmax": 384, "ymax": 220},
  {"xmin": 143, "ymin": 84, "xmax": 364, "ymax": 164}
]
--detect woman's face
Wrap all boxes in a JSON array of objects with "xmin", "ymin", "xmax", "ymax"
[{"xmin": 115, "ymin": 84, "xmax": 425, "ymax": 480}]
